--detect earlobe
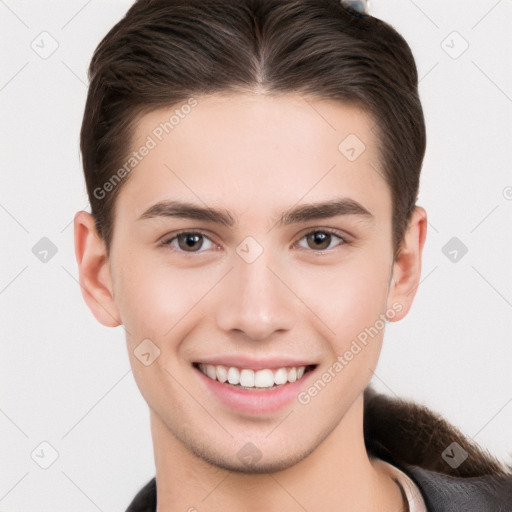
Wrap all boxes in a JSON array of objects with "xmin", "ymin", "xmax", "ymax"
[
  {"xmin": 386, "ymin": 206, "xmax": 427, "ymax": 322},
  {"xmin": 73, "ymin": 211, "xmax": 122, "ymax": 327}
]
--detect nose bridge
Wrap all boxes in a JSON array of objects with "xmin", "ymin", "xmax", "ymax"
[{"xmin": 215, "ymin": 239, "xmax": 295, "ymax": 340}]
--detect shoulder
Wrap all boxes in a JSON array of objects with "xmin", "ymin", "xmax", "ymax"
[
  {"xmin": 364, "ymin": 386, "xmax": 512, "ymax": 511},
  {"xmin": 405, "ymin": 465, "xmax": 512, "ymax": 511},
  {"xmin": 125, "ymin": 388, "xmax": 512, "ymax": 511},
  {"xmin": 124, "ymin": 470, "xmax": 512, "ymax": 512},
  {"xmin": 125, "ymin": 477, "xmax": 156, "ymax": 512}
]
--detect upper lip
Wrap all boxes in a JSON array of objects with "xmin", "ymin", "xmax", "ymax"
[{"xmin": 194, "ymin": 356, "xmax": 317, "ymax": 370}]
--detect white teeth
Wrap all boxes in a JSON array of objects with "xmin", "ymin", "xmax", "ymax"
[
  {"xmin": 206, "ymin": 364, "xmax": 216, "ymax": 380},
  {"xmin": 240, "ymin": 369, "xmax": 255, "ymax": 387},
  {"xmin": 274, "ymin": 368, "xmax": 288, "ymax": 385},
  {"xmin": 198, "ymin": 363, "xmax": 310, "ymax": 388},
  {"xmin": 227, "ymin": 367, "xmax": 240, "ymax": 385},
  {"xmin": 216, "ymin": 365, "xmax": 228, "ymax": 383},
  {"xmin": 254, "ymin": 369, "xmax": 274, "ymax": 388}
]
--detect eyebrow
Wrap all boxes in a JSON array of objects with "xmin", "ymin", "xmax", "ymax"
[{"xmin": 138, "ymin": 198, "xmax": 374, "ymax": 227}]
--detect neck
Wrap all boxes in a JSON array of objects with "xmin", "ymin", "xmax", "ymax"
[{"xmin": 150, "ymin": 394, "xmax": 404, "ymax": 512}]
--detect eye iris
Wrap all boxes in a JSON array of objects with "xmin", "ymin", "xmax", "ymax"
[
  {"xmin": 307, "ymin": 232, "xmax": 331, "ymax": 250},
  {"xmin": 178, "ymin": 233, "xmax": 202, "ymax": 251}
]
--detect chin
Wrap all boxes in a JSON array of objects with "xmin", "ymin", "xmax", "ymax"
[
  {"xmin": 194, "ymin": 446, "xmax": 316, "ymax": 474},
  {"xmin": 178, "ymin": 429, "xmax": 320, "ymax": 475}
]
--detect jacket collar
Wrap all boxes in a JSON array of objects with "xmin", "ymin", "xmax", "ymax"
[
  {"xmin": 125, "ymin": 387, "xmax": 512, "ymax": 511},
  {"xmin": 125, "ymin": 466, "xmax": 512, "ymax": 512}
]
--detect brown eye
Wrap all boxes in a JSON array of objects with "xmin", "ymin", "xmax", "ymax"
[
  {"xmin": 163, "ymin": 232, "xmax": 215, "ymax": 253},
  {"xmin": 307, "ymin": 232, "xmax": 330, "ymax": 250},
  {"xmin": 297, "ymin": 230, "xmax": 346, "ymax": 252},
  {"xmin": 177, "ymin": 233, "xmax": 203, "ymax": 251}
]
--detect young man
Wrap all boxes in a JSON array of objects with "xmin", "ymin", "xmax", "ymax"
[{"xmin": 74, "ymin": 0, "xmax": 512, "ymax": 510}]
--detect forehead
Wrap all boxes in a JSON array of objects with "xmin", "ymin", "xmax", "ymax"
[{"xmin": 118, "ymin": 93, "xmax": 389, "ymax": 223}]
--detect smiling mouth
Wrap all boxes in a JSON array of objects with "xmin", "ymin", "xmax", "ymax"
[{"xmin": 193, "ymin": 363, "xmax": 316, "ymax": 390}]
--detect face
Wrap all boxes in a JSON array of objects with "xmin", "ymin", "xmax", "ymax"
[{"xmin": 103, "ymin": 93, "xmax": 401, "ymax": 472}]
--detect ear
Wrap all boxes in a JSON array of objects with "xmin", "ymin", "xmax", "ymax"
[
  {"xmin": 73, "ymin": 211, "xmax": 122, "ymax": 327},
  {"xmin": 386, "ymin": 206, "xmax": 427, "ymax": 321}
]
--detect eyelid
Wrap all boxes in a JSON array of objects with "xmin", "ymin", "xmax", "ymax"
[
  {"xmin": 292, "ymin": 227, "xmax": 350, "ymax": 252},
  {"xmin": 159, "ymin": 227, "xmax": 351, "ymax": 254},
  {"xmin": 159, "ymin": 229, "xmax": 219, "ymax": 253}
]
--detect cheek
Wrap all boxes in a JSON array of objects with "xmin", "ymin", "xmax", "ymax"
[
  {"xmin": 112, "ymin": 252, "xmax": 214, "ymax": 345},
  {"xmin": 293, "ymin": 258, "xmax": 391, "ymax": 416},
  {"xmin": 112, "ymin": 255, "xmax": 211, "ymax": 404},
  {"xmin": 292, "ymin": 252, "xmax": 392, "ymax": 348}
]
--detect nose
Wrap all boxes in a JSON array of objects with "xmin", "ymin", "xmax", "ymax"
[{"xmin": 215, "ymin": 249, "xmax": 296, "ymax": 341}]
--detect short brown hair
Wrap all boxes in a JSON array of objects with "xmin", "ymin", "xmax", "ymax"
[{"xmin": 80, "ymin": 0, "xmax": 426, "ymax": 257}]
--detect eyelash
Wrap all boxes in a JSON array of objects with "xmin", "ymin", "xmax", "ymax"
[{"xmin": 159, "ymin": 228, "xmax": 350, "ymax": 256}]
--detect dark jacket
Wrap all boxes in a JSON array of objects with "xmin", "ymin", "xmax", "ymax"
[{"xmin": 126, "ymin": 387, "xmax": 512, "ymax": 511}]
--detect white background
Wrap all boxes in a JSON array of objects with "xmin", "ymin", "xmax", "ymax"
[{"xmin": 1, "ymin": 1, "xmax": 511, "ymax": 510}]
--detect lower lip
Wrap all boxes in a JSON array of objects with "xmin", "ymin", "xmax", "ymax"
[{"xmin": 194, "ymin": 366, "xmax": 316, "ymax": 415}]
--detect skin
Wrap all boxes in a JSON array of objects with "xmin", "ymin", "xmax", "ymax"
[{"xmin": 74, "ymin": 93, "xmax": 427, "ymax": 511}]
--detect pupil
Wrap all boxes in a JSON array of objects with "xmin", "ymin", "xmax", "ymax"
[
  {"xmin": 309, "ymin": 232, "xmax": 330, "ymax": 250},
  {"xmin": 180, "ymin": 233, "xmax": 201, "ymax": 251}
]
